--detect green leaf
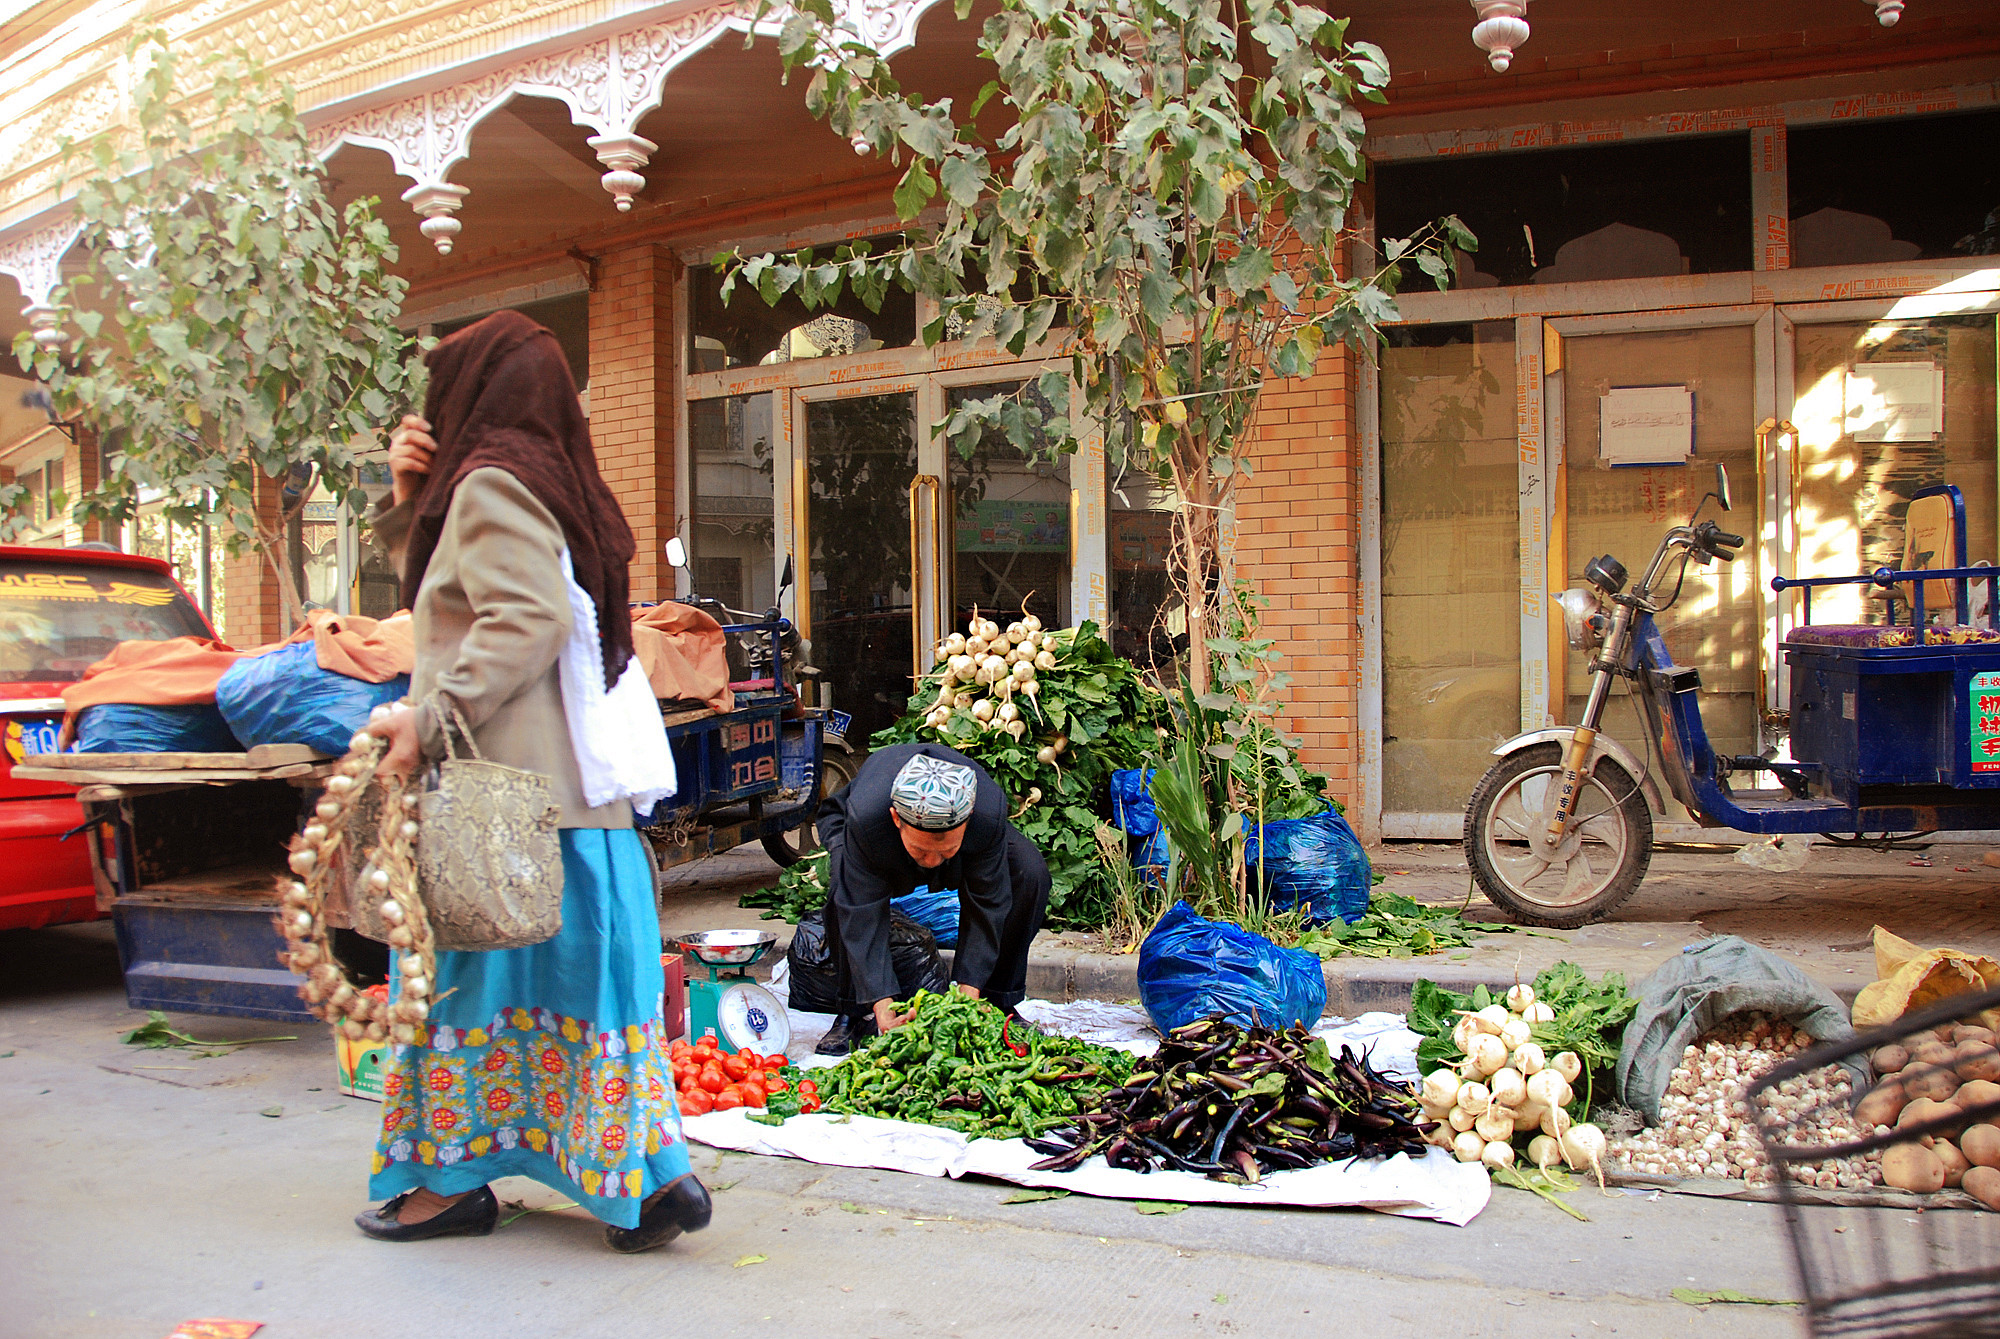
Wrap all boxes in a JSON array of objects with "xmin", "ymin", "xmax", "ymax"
[
  {"xmin": 940, "ymin": 153, "xmax": 985, "ymax": 207},
  {"xmin": 1134, "ymin": 1200, "xmax": 1188, "ymax": 1215},
  {"xmin": 893, "ymin": 161, "xmax": 937, "ymax": 220},
  {"xmin": 732, "ymin": 1253, "xmax": 769, "ymax": 1268},
  {"xmin": 1000, "ymin": 1187, "xmax": 1071, "ymax": 1203},
  {"xmin": 1671, "ymin": 1289, "xmax": 1798, "ymax": 1308}
]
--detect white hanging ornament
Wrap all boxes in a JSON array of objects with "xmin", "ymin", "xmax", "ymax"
[
  {"xmin": 1469, "ymin": 0, "xmax": 1531, "ymax": 72},
  {"xmin": 1868, "ymin": 0, "xmax": 1904, "ymax": 24}
]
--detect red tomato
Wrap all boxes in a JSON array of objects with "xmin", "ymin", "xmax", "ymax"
[
  {"xmin": 759, "ymin": 1051, "xmax": 789, "ymax": 1070},
  {"xmin": 669, "ymin": 1041, "xmax": 692, "ymax": 1061},
  {"xmin": 722, "ymin": 1053, "xmax": 752, "ymax": 1081},
  {"xmin": 680, "ymin": 1088, "xmax": 714, "ymax": 1115},
  {"xmin": 764, "ymin": 1076, "xmax": 789, "ymax": 1096},
  {"xmin": 798, "ymin": 1079, "xmax": 819, "ymax": 1097},
  {"xmin": 800, "ymin": 1095, "xmax": 821, "ymax": 1114},
  {"xmin": 712, "ymin": 1087, "xmax": 744, "ymax": 1112},
  {"xmin": 693, "ymin": 1035, "xmax": 720, "ymax": 1053},
  {"xmin": 697, "ymin": 1066, "xmax": 729, "ymax": 1095},
  {"xmin": 735, "ymin": 1082, "xmax": 767, "ymax": 1109}
]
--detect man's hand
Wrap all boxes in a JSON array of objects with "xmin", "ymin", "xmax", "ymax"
[
  {"xmin": 388, "ymin": 414, "xmax": 436, "ymax": 506},
  {"xmin": 954, "ymin": 983, "xmax": 982, "ymax": 1000},
  {"xmin": 871, "ymin": 998, "xmax": 913, "ymax": 1033},
  {"xmin": 366, "ymin": 702, "xmax": 424, "ymax": 779}
]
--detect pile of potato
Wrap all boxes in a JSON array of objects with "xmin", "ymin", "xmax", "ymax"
[{"xmin": 1857, "ymin": 1022, "xmax": 2000, "ymax": 1208}]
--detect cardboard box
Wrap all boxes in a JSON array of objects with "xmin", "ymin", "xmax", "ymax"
[{"xmin": 335, "ymin": 1027, "xmax": 388, "ymax": 1101}]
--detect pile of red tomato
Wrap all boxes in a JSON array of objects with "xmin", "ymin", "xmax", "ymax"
[{"xmin": 669, "ymin": 1035, "xmax": 819, "ymax": 1117}]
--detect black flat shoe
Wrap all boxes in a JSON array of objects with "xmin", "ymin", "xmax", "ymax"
[
  {"xmin": 354, "ymin": 1185, "xmax": 498, "ymax": 1242},
  {"xmin": 604, "ymin": 1174, "xmax": 713, "ymax": 1254}
]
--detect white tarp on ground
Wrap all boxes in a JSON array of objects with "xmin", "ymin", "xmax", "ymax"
[{"xmin": 680, "ymin": 997, "xmax": 1490, "ymax": 1226}]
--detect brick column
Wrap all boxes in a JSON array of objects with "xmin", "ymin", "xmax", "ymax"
[
  {"xmin": 219, "ymin": 473, "xmax": 284, "ymax": 646},
  {"xmin": 60, "ymin": 426, "xmax": 103, "ymax": 546},
  {"xmin": 586, "ymin": 243, "xmax": 678, "ymax": 603},
  {"xmin": 1233, "ymin": 345, "xmax": 1361, "ymax": 814}
]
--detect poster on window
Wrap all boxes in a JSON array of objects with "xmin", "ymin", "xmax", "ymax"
[{"xmin": 1600, "ymin": 386, "xmax": 1693, "ymax": 467}]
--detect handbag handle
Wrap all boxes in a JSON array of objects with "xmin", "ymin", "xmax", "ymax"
[{"xmin": 431, "ymin": 694, "xmax": 485, "ymax": 763}]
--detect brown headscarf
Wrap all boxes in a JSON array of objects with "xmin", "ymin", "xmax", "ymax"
[{"xmin": 400, "ymin": 310, "xmax": 636, "ymax": 689}]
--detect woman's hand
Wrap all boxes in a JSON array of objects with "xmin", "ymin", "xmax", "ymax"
[
  {"xmin": 388, "ymin": 414, "xmax": 436, "ymax": 506},
  {"xmin": 367, "ymin": 702, "xmax": 424, "ymax": 779}
]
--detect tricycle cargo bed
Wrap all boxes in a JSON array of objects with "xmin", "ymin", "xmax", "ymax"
[{"xmin": 1785, "ymin": 638, "xmax": 2000, "ymax": 794}]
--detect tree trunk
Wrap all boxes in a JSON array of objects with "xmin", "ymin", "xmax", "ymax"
[{"xmin": 256, "ymin": 524, "xmax": 309, "ymax": 633}]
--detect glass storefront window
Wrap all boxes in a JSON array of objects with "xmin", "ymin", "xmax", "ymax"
[
  {"xmin": 1106, "ymin": 456, "xmax": 1182, "ymax": 673},
  {"xmin": 689, "ymin": 237, "xmax": 917, "ymax": 371},
  {"xmin": 947, "ymin": 382, "xmax": 1070, "ymax": 632},
  {"xmin": 437, "ymin": 292, "xmax": 590, "ymax": 391},
  {"xmin": 1376, "ymin": 134, "xmax": 1752, "ymax": 289},
  {"xmin": 1788, "ymin": 109, "xmax": 2000, "ymax": 267},
  {"xmin": 1380, "ymin": 322, "xmax": 1520, "ymax": 813},
  {"xmin": 1791, "ymin": 314, "xmax": 1999, "ymax": 624},
  {"xmin": 688, "ymin": 393, "xmax": 778, "ymax": 612}
]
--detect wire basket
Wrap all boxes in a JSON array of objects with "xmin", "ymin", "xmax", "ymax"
[{"xmin": 1749, "ymin": 983, "xmax": 2000, "ymax": 1338}]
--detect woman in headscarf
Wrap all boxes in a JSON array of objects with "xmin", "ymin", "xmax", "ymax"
[{"xmin": 357, "ymin": 310, "xmax": 707, "ymax": 1253}]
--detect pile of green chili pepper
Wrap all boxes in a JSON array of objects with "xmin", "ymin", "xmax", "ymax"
[
  {"xmin": 812, "ymin": 990, "xmax": 1136, "ymax": 1141},
  {"xmin": 1025, "ymin": 1017, "xmax": 1433, "ymax": 1182}
]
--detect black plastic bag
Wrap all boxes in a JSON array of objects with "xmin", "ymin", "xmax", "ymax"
[{"xmin": 785, "ymin": 907, "xmax": 949, "ymax": 1014}]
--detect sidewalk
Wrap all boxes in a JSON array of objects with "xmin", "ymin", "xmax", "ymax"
[{"xmin": 663, "ymin": 838, "xmax": 2000, "ymax": 1012}]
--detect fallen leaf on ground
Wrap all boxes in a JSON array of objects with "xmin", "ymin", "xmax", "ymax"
[
  {"xmin": 999, "ymin": 1188, "xmax": 1070, "ymax": 1203},
  {"xmin": 1134, "ymin": 1201, "xmax": 1187, "ymax": 1215},
  {"xmin": 733, "ymin": 1254, "xmax": 768, "ymax": 1268},
  {"xmin": 499, "ymin": 1199, "xmax": 577, "ymax": 1227},
  {"xmin": 709, "ymin": 1180, "xmax": 740, "ymax": 1193},
  {"xmin": 258, "ymin": 1106, "xmax": 283, "ymax": 1118},
  {"xmin": 1671, "ymin": 1288, "xmax": 1798, "ymax": 1307},
  {"xmin": 838, "ymin": 1202, "xmax": 867, "ymax": 1214},
  {"xmin": 166, "ymin": 1321, "xmax": 263, "ymax": 1339}
]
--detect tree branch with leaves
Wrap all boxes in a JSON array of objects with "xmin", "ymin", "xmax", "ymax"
[
  {"xmin": 723, "ymin": 0, "xmax": 1471, "ymax": 699},
  {"xmin": 9, "ymin": 32, "xmax": 423, "ymax": 627}
]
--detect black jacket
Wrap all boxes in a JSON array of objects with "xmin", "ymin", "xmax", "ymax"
[{"xmin": 815, "ymin": 741, "xmax": 1012, "ymax": 1005}]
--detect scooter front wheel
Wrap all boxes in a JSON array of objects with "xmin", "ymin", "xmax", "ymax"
[{"xmin": 1463, "ymin": 742, "xmax": 1652, "ymax": 928}]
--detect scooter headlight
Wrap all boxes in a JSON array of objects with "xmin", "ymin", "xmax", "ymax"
[{"xmin": 1556, "ymin": 587, "xmax": 1604, "ymax": 651}]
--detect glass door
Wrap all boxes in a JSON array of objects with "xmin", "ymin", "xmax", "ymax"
[
  {"xmin": 798, "ymin": 389, "xmax": 923, "ymax": 744},
  {"xmin": 945, "ymin": 380, "xmax": 1073, "ymax": 635},
  {"xmin": 1549, "ymin": 314, "xmax": 1771, "ymax": 821}
]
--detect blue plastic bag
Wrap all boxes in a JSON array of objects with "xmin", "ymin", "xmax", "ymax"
[
  {"xmin": 1244, "ymin": 806, "xmax": 1372, "ymax": 925},
  {"xmin": 1108, "ymin": 768, "xmax": 1159, "ymax": 837},
  {"xmin": 891, "ymin": 884, "xmax": 959, "ymax": 949},
  {"xmin": 1137, "ymin": 901, "xmax": 1327, "ymax": 1033},
  {"xmin": 215, "ymin": 641, "xmax": 410, "ymax": 756},
  {"xmin": 76, "ymin": 703, "xmax": 240, "ymax": 753}
]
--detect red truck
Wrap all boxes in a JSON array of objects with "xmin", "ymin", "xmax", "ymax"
[{"xmin": 0, "ymin": 542, "xmax": 215, "ymax": 930}]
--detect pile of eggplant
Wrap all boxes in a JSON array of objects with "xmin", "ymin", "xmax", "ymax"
[{"xmin": 1026, "ymin": 1017, "xmax": 1434, "ymax": 1182}]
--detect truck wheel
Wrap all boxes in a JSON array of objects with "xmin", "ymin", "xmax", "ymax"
[
  {"xmin": 761, "ymin": 745, "xmax": 861, "ymax": 867},
  {"xmin": 1464, "ymin": 741, "xmax": 1652, "ymax": 929}
]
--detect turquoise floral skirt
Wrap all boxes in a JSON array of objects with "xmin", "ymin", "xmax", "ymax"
[{"xmin": 368, "ymin": 827, "xmax": 691, "ymax": 1229}]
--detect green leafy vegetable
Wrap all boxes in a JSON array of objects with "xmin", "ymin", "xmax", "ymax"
[{"xmin": 1293, "ymin": 893, "xmax": 1524, "ymax": 960}]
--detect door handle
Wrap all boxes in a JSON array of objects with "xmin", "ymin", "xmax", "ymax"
[{"xmin": 909, "ymin": 475, "xmax": 941, "ymax": 682}]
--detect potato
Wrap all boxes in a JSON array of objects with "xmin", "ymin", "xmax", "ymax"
[
  {"xmin": 1964, "ymin": 1164, "xmax": 2000, "ymax": 1211},
  {"xmin": 1872, "ymin": 1044, "xmax": 1911, "ymax": 1075},
  {"xmin": 1899, "ymin": 1097, "xmax": 1963, "ymax": 1135},
  {"xmin": 1953, "ymin": 1025, "xmax": 1996, "ymax": 1046},
  {"xmin": 1915, "ymin": 1040, "xmax": 1957, "ymax": 1069},
  {"xmin": 1902, "ymin": 1063, "xmax": 1961, "ymax": 1104},
  {"xmin": 1954, "ymin": 1041, "xmax": 2000, "ymax": 1084},
  {"xmin": 1960, "ymin": 1123, "xmax": 2000, "ymax": 1169},
  {"xmin": 1883, "ymin": 1143, "xmax": 1946, "ymax": 1194},
  {"xmin": 1937, "ymin": 1024, "xmax": 1961, "ymax": 1044},
  {"xmin": 1934, "ymin": 1139, "xmax": 1971, "ymax": 1188},
  {"xmin": 1855, "ymin": 1080, "xmax": 1907, "ymax": 1129},
  {"xmin": 1958, "ymin": 1079, "xmax": 2000, "ymax": 1118}
]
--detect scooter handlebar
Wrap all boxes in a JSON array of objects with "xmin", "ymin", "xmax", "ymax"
[{"xmin": 1693, "ymin": 520, "xmax": 1743, "ymax": 560}]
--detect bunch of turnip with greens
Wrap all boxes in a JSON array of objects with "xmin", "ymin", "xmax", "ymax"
[{"xmin": 1408, "ymin": 964, "xmax": 1636, "ymax": 1183}]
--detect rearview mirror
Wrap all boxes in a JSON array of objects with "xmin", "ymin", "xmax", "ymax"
[
  {"xmin": 664, "ymin": 537, "xmax": 688, "ymax": 569},
  {"xmin": 779, "ymin": 555, "xmax": 795, "ymax": 593},
  {"xmin": 1715, "ymin": 462, "xmax": 1732, "ymax": 513}
]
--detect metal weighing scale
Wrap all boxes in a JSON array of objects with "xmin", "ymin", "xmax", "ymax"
[{"xmin": 675, "ymin": 930, "xmax": 791, "ymax": 1057}]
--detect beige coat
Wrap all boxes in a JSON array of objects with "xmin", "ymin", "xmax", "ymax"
[{"xmin": 375, "ymin": 466, "xmax": 629, "ymax": 829}]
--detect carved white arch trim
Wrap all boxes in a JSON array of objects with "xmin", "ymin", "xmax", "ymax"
[
  {"xmin": 306, "ymin": 0, "xmax": 954, "ymax": 252},
  {"xmin": 0, "ymin": 216, "xmax": 85, "ymax": 347}
]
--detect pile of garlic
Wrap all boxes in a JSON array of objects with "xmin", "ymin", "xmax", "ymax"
[
  {"xmin": 926, "ymin": 611, "xmax": 1069, "ymax": 760},
  {"xmin": 1419, "ymin": 983, "xmax": 1603, "ymax": 1176},
  {"xmin": 1605, "ymin": 1013, "xmax": 1880, "ymax": 1190}
]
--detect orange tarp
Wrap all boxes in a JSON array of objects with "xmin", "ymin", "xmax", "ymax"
[
  {"xmin": 60, "ymin": 611, "xmax": 417, "ymax": 717},
  {"xmin": 630, "ymin": 603, "xmax": 733, "ymax": 714}
]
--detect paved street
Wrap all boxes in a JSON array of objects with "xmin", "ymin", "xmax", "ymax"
[{"xmin": 7, "ymin": 890, "xmax": 1941, "ymax": 1339}]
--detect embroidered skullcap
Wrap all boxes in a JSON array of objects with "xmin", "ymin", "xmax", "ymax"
[{"xmin": 890, "ymin": 754, "xmax": 978, "ymax": 831}]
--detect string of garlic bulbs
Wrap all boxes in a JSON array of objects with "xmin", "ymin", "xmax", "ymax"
[{"xmin": 274, "ymin": 721, "xmax": 437, "ymax": 1047}]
